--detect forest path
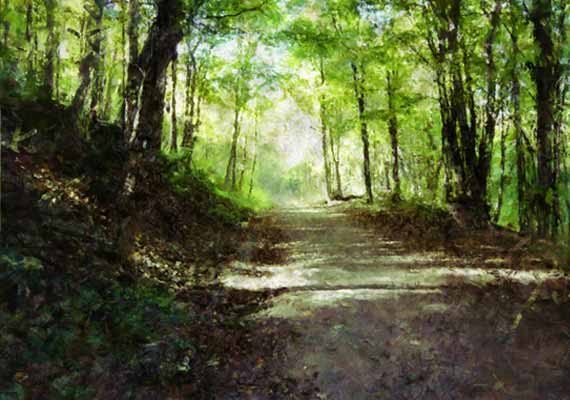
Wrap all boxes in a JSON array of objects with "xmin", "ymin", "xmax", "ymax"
[{"xmin": 221, "ymin": 206, "xmax": 570, "ymax": 399}]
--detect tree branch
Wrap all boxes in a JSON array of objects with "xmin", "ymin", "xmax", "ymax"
[{"xmin": 205, "ymin": 1, "xmax": 268, "ymax": 20}]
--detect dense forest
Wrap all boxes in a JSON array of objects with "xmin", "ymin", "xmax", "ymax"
[
  {"xmin": 1, "ymin": 0, "xmax": 570, "ymax": 398},
  {"xmin": 1, "ymin": 0, "xmax": 569, "ymax": 235}
]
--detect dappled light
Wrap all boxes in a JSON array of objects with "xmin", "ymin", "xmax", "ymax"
[{"xmin": 1, "ymin": 0, "xmax": 570, "ymax": 398}]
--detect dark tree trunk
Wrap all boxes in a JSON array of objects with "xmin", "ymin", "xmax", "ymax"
[
  {"xmin": 426, "ymin": 0, "xmax": 490, "ymax": 225},
  {"xmin": 71, "ymin": 53, "xmax": 96, "ymax": 120},
  {"xmin": 25, "ymin": 0, "xmax": 33, "ymax": 73},
  {"xmin": 88, "ymin": 0, "xmax": 105, "ymax": 124},
  {"xmin": 43, "ymin": 0, "xmax": 56, "ymax": 98},
  {"xmin": 25, "ymin": 0, "xmax": 36, "ymax": 84},
  {"xmin": 509, "ymin": 0, "xmax": 529, "ymax": 232},
  {"xmin": 131, "ymin": 0, "xmax": 185, "ymax": 153},
  {"xmin": 170, "ymin": 54, "xmax": 178, "ymax": 152},
  {"xmin": 477, "ymin": 0, "xmax": 502, "ymax": 201},
  {"xmin": 225, "ymin": 102, "xmax": 241, "ymax": 191},
  {"xmin": 124, "ymin": 0, "xmax": 140, "ymax": 142},
  {"xmin": 119, "ymin": 0, "xmax": 126, "ymax": 125},
  {"xmin": 386, "ymin": 70, "xmax": 401, "ymax": 201},
  {"xmin": 530, "ymin": 0, "xmax": 561, "ymax": 238},
  {"xmin": 117, "ymin": 0, "xmax": 190, "ymax": 262},
  {"xmin": 351, "ymin": 61, "xmax": 373, "ymax": 203},
  {"xmin": 182, "ymin": 46, "xmax": 200, "ymax": 158},
  {"xmin": 494, "ymin": 117, "xmax": 507, "ymax": 223}
]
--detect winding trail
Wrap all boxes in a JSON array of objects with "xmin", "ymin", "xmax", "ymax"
[{"xmin": 222, "ymin": 206, "xmax": 570, "ymax": 399}]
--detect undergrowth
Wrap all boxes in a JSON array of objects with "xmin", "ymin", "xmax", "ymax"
[{"xmin": 163, "ymin": 152, "xmax": 271, "ymax": 226}]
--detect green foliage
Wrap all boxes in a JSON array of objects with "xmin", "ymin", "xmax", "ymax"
[
  {"xmin": 0, "ymin": 248, "xmax": 197, "ymax": 398},
  {"xmin": 163, "ymin": 152, "xmax": 269, "ymax": 226}
]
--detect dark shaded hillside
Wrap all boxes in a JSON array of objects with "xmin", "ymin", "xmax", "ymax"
[{"xmin": 0, "ymin": 99, "xmax": 302, "ymax": 399}]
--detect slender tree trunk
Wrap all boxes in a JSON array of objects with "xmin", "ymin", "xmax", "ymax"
[
  {"xmin": 54, "ymin": 24, "xmax": 62, "ymax": 101},
  {"xmin": 225, "ymin": 101, "xmax": 241, "ymax": 191},
  {"xmin": 351, "ymin": 61, "xmax": 373, "ymax": 203},
  {"xmin": 170, "ymin": 54, "xmax": 178, "ymax": 152},
  {"xmin": 88, "ymin": 0, "xmax": 105, "ymax": 124},
  {"xmin": 248, "ymin": 110, "xmax": 260, "ymax": 198},
  {"xmin": 182, "ymin": 47, "xmax": 200, "ymax": 151},
  {"xmin": 102, "ymin": 46, "xmax": 117, "ymax": 119},
  {"xmin": 329, "ymin": 132, "xmax": 343, "ymax": 198},
  {"xmin": 43, "ymin": 0, "xmax": 56, "ymax": 98},
  {"xmin": 2, "ymin": 0, "xmax": 10, "ymax": 52},
  {"xmin": 319, "ymin": 58, "xmax": 333, "ymax": 199},
  {"xmin": 387, "ymin": 70, "xmax": 401, "ymax": 201},
  {"xmin": 124, "ymin": 0, "xmax": 140, "ymax": 143},
  {"xmin": 25, "ymin": 0, "xmax": 34, "ymax": 82},
  {"xmin": 119, "ymin": 0, "xmax": 127, "ymax": 126},
  {"xmin": 478, "ymin": 0, "xmax": 502, "ymax": 202},
  {"xmin": 384, "ymin": 160, "xmax": 391, "ymax": 191},
  {"xmin": 495, "ymin": 115, "xmax": 507, "ymax": 223},
  {"xmin": 509, "ymin": 0, "xmax": 529, "ymax": 233},
  {"xmin": 238, "ymin": 131, "xmax": 249, "ymax": 191}
]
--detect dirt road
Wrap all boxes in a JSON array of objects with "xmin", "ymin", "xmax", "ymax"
[{"xmin": 222, "ymin": 206, "xmax": 570, "ymax": 399}]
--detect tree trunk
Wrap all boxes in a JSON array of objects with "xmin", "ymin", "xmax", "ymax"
[
  {"xmin": 170, "ymin": 54, "xmax": 178, "ymax": 152},
  {"xmin": 25, "ymin": 0, "xmax": 34, "ymax": 82},
  {"xmin": 329, "ymin": 133, "xmax": 343, "ymax": 198},
  {"xmin": 182, "ymin": 47, "xmax": 199, "ymax": 154},
  {"xmin": 43, "ymin": 0, "xmax": 56, "ymax": 99},
  {"xmin": 102, "ymin": 46, "xmax": 117, "ymax": 119},
  {"xmin": 530, "ymin": 0, "xmax": 560, "ymax": 238},
  {"xmin": 351, "ymin": 61, "xmax": 373, "ymax": 203},
  {"xmin": 426, "ymin": 0, "xmax": 489, "ymax": 225},
  {"xmin": 238, "ymin": 131, "xmax": 249, "ymax": 191},
  {"xmin": 477, "ymin": 0, "xmax": 502, "ymax": 202},
  {"xmin": 248, "ymin": 110, "xmax": 260, "ymax": 198},
  {"xmin": 71, "ymin": 53, "xmax": 96, "ymax": 120},
  {"xmin": 119, "ymin": 0, "xmax": 127, "ymax": 125},
  {"xmin": 131, "ymin": 0, "xmax": 185, "ymax": 153},
  {"xmin": 494, "ymin": 116, "xmax": 507, "ymax": 223},
  {"xmin": 387, "ymin": 70, "xmax": 401, "ymax": 201},
  {"xmin": 509, "ymin": 0, "xmax": 529, "ymax": 233},
  {"xmin": 117, "ymin": 0, "xmax": 189, "ymax": 262},
  {"xmin": 124, "ymin": 0, "xmax": 140, "ymax": 143},
  {"xmin": 88, "ymin": 0, "xmax": 105, "ymax": 123},
  {"xmin": 2, "ymin": 0, "xmax": 10, "ymax": 52},
  {"xmin": 319, "ymin": 58, "xmax": 333, "ymax": 199},
  {"xmin": 225, "ymin": 103, "xmax": 241, "ymax": 191},
  {"xmin": 384, "ymin": 160, "xmax": 391, "ymax": 191}
]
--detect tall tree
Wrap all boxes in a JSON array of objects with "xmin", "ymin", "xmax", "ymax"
[
  {"xmin": 43, "ymin": 0, "xmax": 56, "ymax": 98},
  {"xmin": 131, "ymin": 0, "xmax": 186, "ymax": 152},
  {"xmin": 508, "ymin": 0, "xmax": 529, "ymax": 232},
  {"xmin": 529, "ymin": 0, "xmax": 566, "ymax": 237},
  {"xmin": 170, "ymin": 53, "xmax": 178, "ymax": 152},
  {"xmin": 124, "ymin": 0, "xmax": 140, "ymax": 142},
  {"xmin": 350, "ymin": 60, "xmax": 373, "ymax": 203},
  {"xmin": 386, "ymin": 69, "xmax": 400, "ymax": 201}
]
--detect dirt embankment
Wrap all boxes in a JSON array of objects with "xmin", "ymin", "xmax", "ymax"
[
  {"xmin": 348, "ymin": 199, "xmax": 569, "ymax": 273},
  {"xmin": 0, "ymin": 99, "xmax": 309, "ymax": 399}
]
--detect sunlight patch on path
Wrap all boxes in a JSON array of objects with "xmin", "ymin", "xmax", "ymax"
[
  {"xmin": 221, "ymin": 261, "xmax": 566, "ymax": 291},
  {"xmin": 255, "ymin": 288, "xmax": 443, "ymax": 319}
]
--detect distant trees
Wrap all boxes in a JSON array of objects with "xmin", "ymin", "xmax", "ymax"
[{"xmin": 0, "ymin": 0, "xmax": 568, "ymax": 239}]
